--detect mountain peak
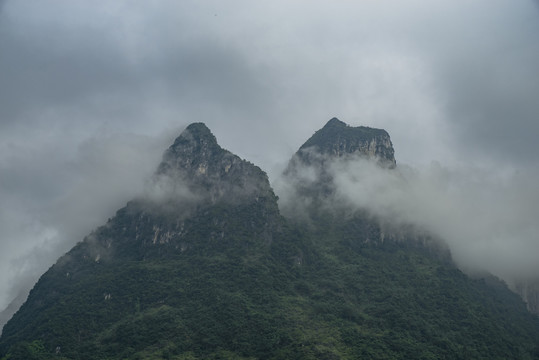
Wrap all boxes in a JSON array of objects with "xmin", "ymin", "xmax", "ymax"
[
  {"xmin": 298, "ymin": 118, "xmax": 396, "ymax": 167},
  {"xmin": 156, "ymin": 122, "xmax": 224, "ymax": 176},
  {"xmin": 155, "ymin": 122, "xmax": 275, "ymax": 205},
  {"xmin": 163, "ymin": 123, "xmax": 220, "ymax": 166},
  {"xmin": 283, "ymin": 118, "xmax": 396, "ymax": 206},
  {"xmin": 176, "ymin": 122, "xmax": 217, "ymax": 146},
  {"xmin": 324, "ymin": 117, "xmax": 347, "ymax": 128}
]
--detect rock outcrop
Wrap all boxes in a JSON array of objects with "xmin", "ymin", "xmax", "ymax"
[
  {"xmin": 155, "ymin": 123, "xmax": 273, "ymax": 204},
  {"xmin": 294, "ymin": 117, "xmax": 396, "ymax": 168},
  {"xmin": 283, "ymin": 118, "xmax": 396, "ymax": 199}
]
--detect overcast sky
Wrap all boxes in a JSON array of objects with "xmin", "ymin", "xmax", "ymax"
[{"xmin": 1, "ymin": 0, "xmax": 539, "ymax": 310}]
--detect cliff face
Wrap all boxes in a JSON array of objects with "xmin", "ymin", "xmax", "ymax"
[
  {"xmin": 155, "ymin": 123, "xmax": 273, "ymax": 204},
  {"xmin": 60, "ymin": 123, "xmax": 281, "ymax": 263},
  {"xmin": 295, "ymin": 117, "xmax": 396, "ymax": 168},
  {"xmin": 284, "ymin": 118, "xmax": 396, "ymax": 200}
]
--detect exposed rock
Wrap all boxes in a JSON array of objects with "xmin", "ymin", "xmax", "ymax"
[
  {"xmin": 46, "ymin": 123, "xmax": 281, "ymax": 264},
  {"xmin": 155, "ymin": 122, "xmax": 273, "ymax": 205},
  {"xmin": 294, "ymin": 117, "xmax": 396, "ymax": 168},
  {"xmin": 284, "ymin": 118, "xmax": 396, "ymax": 199}
]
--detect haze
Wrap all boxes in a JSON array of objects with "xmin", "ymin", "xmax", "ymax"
[{"xmin": 1, "ymin": 0, "xmax": 539, "ymax": 313}]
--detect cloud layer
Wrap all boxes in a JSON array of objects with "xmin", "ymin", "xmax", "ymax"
[
  {"xmin": 330, "ymin": 158, "xmax": 539, "ymax": 283},
  {"xmin": 277, "ymin": 152, "xmax": 539, "ymax": 285}
]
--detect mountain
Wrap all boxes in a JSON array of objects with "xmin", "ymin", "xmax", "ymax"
[
  {"xmin": 0, "ymin": 123, "xmax": 290, "ymax": 359},
  {"xmin": 294, "ymin": 117, "xmax": 396, "ymax": 167},
  {"xmin": 1, "ymin": 119, "xmax": 539, "ymax": 360},
  {"xmin": 282, "ymin": 118, "xmax": 448, "ymax": 257},
  {"xmin": 284, "ymin": 118, "xmax": 396, "ymax": 203}
]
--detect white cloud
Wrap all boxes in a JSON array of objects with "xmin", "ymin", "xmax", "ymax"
[{"xmin": 328, "ymin": 157, "xmax": 539, "ymax": 283}]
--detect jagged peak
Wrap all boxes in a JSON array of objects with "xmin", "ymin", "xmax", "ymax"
[
  {"xmin": 156, "ymin": 123, "xmax": 226, "ymax": 175},
  {"xmin": 172, "ymin": 123, "xmax": 218, "ymax": 148},
  {"xmin": 166, "ymin": 123, "xmax": 222, "ymax": 160},
  {"xmin": 297, "ymin": 118, "xmax": 396, "ymax": 167},
  {"xmin": 323, "ymin": 117, "xmax": 347, "ymax": 128},
  {"xmin": 153, "ymin": 122, "xmax": 275, "ymax": 205}
]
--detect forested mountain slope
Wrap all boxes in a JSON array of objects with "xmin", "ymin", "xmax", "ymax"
[{"xmin": 1, "ymin": 120, "xmax": 538, "ymax": 360}]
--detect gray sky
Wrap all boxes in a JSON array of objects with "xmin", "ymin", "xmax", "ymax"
[{"xmin": 1, "ymin": 0, "xmax": 539, "ymax": 309}]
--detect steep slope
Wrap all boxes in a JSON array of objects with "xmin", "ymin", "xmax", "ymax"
[
  {"xmin": 0, "ymin": 293, "xmax": 26, "ymax": 337},
  {"xmin": 297, "ymin": 117, "xmax": 396, "ymax": 166},
  {"xmin": 0, "ymin": 123, "xmax": 299, "ymax": 359},
  {"xmin": 284, "ymin": 118, "xmax": 396, "ymax": 204},
  {"xmin": 1, "ymin": 120, "xmax": 539, "ymax": 360},
  {"xmin": 282, "ymin": 118, "xmax": 445, "ymax": 253},
  {"xmin": 280, "ymin": 118, "xmax": 539, "ymax": 358},
  {"xmin": 516, "ymin": 279, "xmax": 539, "ymax": 314}
]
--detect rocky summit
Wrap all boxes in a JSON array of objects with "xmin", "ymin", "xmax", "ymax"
[
  {"xmin": 1, "ymin": 119, "xmax": 539, "ymax": 360},
  {"xmin": 295, "ymin": 117, "xmax": 396, "ymax": 168},
  {"xmin": 156, "ymin": 123, "xmax": 273, "ymax": 204},
  {"xmin": 283, "ymin": 118, "xmax": 396, "ymax": 202}
]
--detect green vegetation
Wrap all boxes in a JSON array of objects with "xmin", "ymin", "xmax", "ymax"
[
  {"xmin": 2, "ymin": 203, "xmax": 538, "ymax": 359},
  {"xmin": 1, "ymin": 121, "xmax": 539, "ymax": 359}
]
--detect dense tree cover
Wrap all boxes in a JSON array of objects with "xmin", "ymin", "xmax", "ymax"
[
  {"xmin": 1, "ymin": 201, "xmax": 539, "ymax": 359},
  {"xmin": 2, "ymin": 121, "xmax": 539, "ymax": 359}
]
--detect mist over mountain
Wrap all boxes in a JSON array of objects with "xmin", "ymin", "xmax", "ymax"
[
  {"xmin": 278, "ymin": 121, "xmax": 539, "ymax": 314},
  {"xmin": 1, "ymin": 119, "xmax": 538, "ymax": 359},
  {"xmin": 278, "ymin": 118, "xmax": 449, "ymax": 257},
  {"xmin": 2, "ymin": 2, "xmax": 539, "ymax": 336}
]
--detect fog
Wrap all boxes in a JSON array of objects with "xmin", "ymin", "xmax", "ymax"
[
  {"xmin": 1, "ymin": 0, "xmax": 539, "ymax": 315},
  {"xmin": 0, "ymin": 132, "xmax": 172, "ymax": 309},
  {"xmin": 277, "ymin": 154, "xmax": 539, "ymax": 284}
]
